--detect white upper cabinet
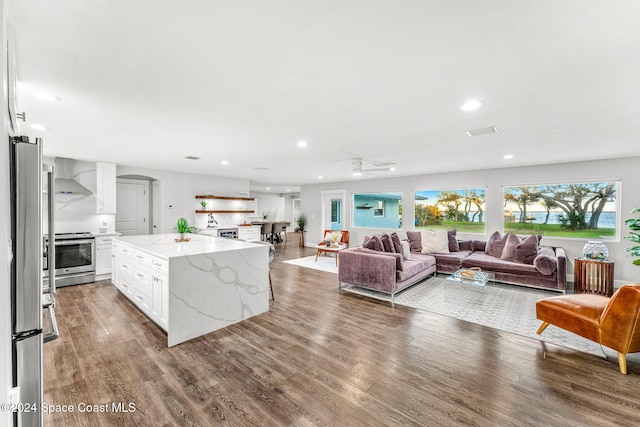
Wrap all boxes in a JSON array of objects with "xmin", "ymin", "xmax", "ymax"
[{"xmin": 96, "ymin": 162, "xmax": 116, "ymax": 214}]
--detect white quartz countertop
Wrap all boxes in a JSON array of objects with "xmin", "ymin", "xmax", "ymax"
[{"xmin": 115, "ymin": 233, "xmax": 266, "ymax": 259}]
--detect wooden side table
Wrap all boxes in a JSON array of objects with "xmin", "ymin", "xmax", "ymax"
[{"xmin": 573, "ymin": 258, "xmax": 614, "ymax": 297}]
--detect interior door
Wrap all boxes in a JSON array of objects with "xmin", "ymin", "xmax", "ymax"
[
  {"xmin": 321, "ymin": 190, "xmax": 346, "ymax": 231},
  {"xmin": 116, "ymin": 178, "xmax": 149, "ymax": 235},
  {"xmin": 152, "ymin": 181, "xmax": 161, "ymax": 234}
]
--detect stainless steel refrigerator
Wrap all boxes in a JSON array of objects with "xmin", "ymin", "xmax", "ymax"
[{"xmin": 10, "ymin": 136, "xmax": 58, "ymax": 427}]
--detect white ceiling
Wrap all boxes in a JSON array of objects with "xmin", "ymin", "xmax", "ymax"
[{"xmin": 8, "ymin": 1, "xmax": 640, "ymax": 193}]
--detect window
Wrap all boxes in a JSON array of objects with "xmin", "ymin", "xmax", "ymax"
[
  {"xmin": 353, "ymin": 192, "xmax": 402, "ymax": 229},
  {"xmin": 503, "ymin": 181, "xmax": 618, "ymax": 239},
  {"xmin": 414, "ymin": 188, "xmax": 486, "ymax": 233},
  {"xmin": 331, "ymin": 200, "xmax": 340, "ymax": 223}
]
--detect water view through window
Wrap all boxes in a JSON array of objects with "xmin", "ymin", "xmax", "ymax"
[{"xmin": 503, "ymin": 181, "xmax": 618, "ymax": 239}]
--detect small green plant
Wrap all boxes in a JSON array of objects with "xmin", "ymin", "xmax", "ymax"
[
  {"xmin": 176, "ymin": 217, "xmax": 195, "ymax": 234},
  {"xmin": 625, "ymin": 208, "xmax": 640, "ymax": 266},
  {"xmin": 296, "ymin": 213, "xmax": 307, "ymax": 232},
  {"xmin": 200, "ymin": 200, "xmax": 207, "ymax": 209}
]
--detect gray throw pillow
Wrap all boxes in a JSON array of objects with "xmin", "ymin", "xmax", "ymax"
[
  {"xmin": 485, "ymin": 231, "xmax": 506, "ymax": 258},
  {"xmin": 534, "ymin": 247, "xmax": 557, "ymax": 275},
  {"xmin": 364, "ymin": 235, "xmax": 384, "ymax": 252},
  {"xmin": 406, "ymin": 231, "xmax": 422, "ymax": 252},
  {"xmin": 390, "ymin": 232, "xmax": 403, "ymax": 253},
  {"xmin": 380, "ymin": 233, "xmax": 395, "ymax": 253},
  {"xmin": 448, "ymin": 229, "xmax": 459, "ymax": 252},
  {"xmin": 501, "ymin": 233, "xmax": 538, "ymax": 264}
]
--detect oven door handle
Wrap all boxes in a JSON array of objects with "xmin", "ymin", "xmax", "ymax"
[
  {"xmin": 43, "ymin": 304, "xmax": 59, "ymax": 343},
  {"xmin": 54, "ymin": 239, "xmax": 95, "ymax": 246}
]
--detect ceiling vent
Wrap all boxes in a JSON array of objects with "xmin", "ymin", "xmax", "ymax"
[
  {"xmin": 466, "ymin": 126, "xmax": 498, "ymax": 137},
  {"xmin": 369, "ymin": 160, "xmax": 398, "ymax": 168},
  {"xmin": 253, "ymin": 167, "xmax": 270, "ymax": 171},
  {"xmin": 184, "ymin": 156, "xmax": 201, "ymax": 160}
]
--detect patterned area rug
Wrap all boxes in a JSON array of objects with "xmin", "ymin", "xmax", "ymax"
[
  {"xmin": 342, "ymin": 277, "xmax": 606, "ymax": 357},
  {"xmin": 283, "ymin": 255, "xmax": 339, "ymax": 274}
]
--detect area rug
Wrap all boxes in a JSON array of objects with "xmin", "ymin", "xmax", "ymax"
[
  {"xmin": 283, "ymin": 255, "xmax": 339, "ymax": 274},
  {"xmin": 341, "ymin": 277, "xmax": 606, "ymax": 357}
]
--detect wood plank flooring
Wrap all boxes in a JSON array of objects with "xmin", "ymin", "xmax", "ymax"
[{"xmin": 44, "ymin": 239, "xmax": 640, "ymax": 426}]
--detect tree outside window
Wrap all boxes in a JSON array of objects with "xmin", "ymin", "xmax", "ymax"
[
  {"xmin": 503, "ymin": 181, "xmax": 618, "ymax": 239},
  {"xmin": 414, "ymin": 188, "xmax": 486, "ymax": 233}
]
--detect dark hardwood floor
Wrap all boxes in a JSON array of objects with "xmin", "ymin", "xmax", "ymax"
[{"xmin": 44, "ymin": 237, "xmax": 640, "ymax": 426}]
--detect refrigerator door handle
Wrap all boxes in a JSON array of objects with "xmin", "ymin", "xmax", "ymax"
[{"xmin": 43, "ymin": 304, "xmax": 59, "ymax": 343}]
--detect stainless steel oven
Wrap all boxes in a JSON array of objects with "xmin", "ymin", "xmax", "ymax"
[{"xmin": 44, "ymin": 232, "xmax": 96, "ymax": 287}]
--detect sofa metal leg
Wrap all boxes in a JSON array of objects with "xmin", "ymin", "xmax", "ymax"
[
  {"xmin": 536, "ymin": 321, "xmax": 549, "ymax": 335},
  {"xmin": 618, "ymin": 352, "xmax": 628, "ymax": 374}
]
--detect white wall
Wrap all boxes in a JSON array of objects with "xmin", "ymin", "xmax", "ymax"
[
  {"xmin": 252, "ymin": 191, "xmax": 285, "ymax": 221},
  {"xmin": 116, "ymin": 164, "xmax": 250, "ymax": 232},
  {"xmin": 1, "ymin": 0, "xmax": 11, "ymax": 422},
  {"xmin": 301, "ymin": 157, "xmax": 640, "ymax": 285}
]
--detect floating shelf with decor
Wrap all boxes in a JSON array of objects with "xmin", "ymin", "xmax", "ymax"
[
  {"xmin": 356, "ymin": 205, "xmax": 372, "ymax": 209},
  {"xmin": 196, "ymin": 210, "xmax": 254, "ymax": 214},
  {"xmin": 195, "ymin": 195, "xmax": 255, "ymax": 201},
  {"xmin": 195, "ymin": 195, "xmax": 255, "ymax": 214}
]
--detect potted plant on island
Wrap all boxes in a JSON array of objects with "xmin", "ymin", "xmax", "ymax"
[
  {"xmin": 625, "ymin": 207, "xmax": 640, "ymax": 266},
  {"xmin": 176, "ymin": 217, "xmax": 196, "ymax": 241}
]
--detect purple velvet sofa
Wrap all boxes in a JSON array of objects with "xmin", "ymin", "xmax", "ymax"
[
  {"xmin": 338, "ymin": 247, "xmax": 437, "ymax": 303},
  {"xmin": 337, "ymin": 231, "xmax": 567, "ymax": 302}
]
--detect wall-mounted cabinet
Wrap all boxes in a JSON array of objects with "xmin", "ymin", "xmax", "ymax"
[
  {"xmin": 96, "ymin": 162, "xmax": 117, "ymax": 214},
  {"xmin": 195, "ymin": 195, "xmax": 255, "ymax": 214}
]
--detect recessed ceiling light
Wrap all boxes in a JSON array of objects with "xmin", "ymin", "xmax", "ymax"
[
  {"xmin": 460, "ymin": 99, "xmax": 483, "ymax": 111},
  {"xmin": 29, "ymin": 124, "xmax": 48, "ymax": 131},
  {"xmin": 297, "ymin": 140, "xmax": 308, "ymax": 148},
  {"xmin": 389, "ymin": 167, "xmax": 396, "ymax": 171},
  {"xmin": 318, "ymin": 175, "xmax": 323, "ymax": 179},
  {"xmin": 221, "ymin": 160, "xmax": 229, "ymax": 165},
  {"xmin": 266, "ymin": 187, "xmax": 271, "ymax": 190},
  {"xmin": 286, "ymin": 189, "xmax": 291, "ymax": 192},
  {"xmin": 353, "ymin": 171, "xmax": 363, "ymax": 177},
  {"xmin": 184, "ymin": 156, "xmax": 200, "ymax": 160},
  {"xmin": 503, "ymin": 154, "xmax": 515, "ymax": 159},
  {"xmin": 34, "ymin": 92, "xmax": 61, "ymax": 102}
]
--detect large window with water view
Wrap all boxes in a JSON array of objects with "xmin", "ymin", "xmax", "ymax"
[
  {"xmin": 502, "ymin": 181, "xmax": 618, "ymax": 239},
  {"xmin": 414, "ymin": 188, "xmax": 486, "ymax": 233}
]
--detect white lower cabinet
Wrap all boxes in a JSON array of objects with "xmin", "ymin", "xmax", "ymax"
[
  {"xmin": 95, "ymin": 236, "xmax": 114, "ymax": 277},
  {"xmin": 238, "ymin": 225, "xmax": 260, "ymax": 241},
  {"xmin": 112, "ymin": 241, "xmax": 169, "ymax": 331},
  {"xmin": 151, "ymin": 272, "xmax": 169, "ymax": 330}
]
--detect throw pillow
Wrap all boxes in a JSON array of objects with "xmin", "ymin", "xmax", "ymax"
[
  {"xmin": 380, "ymin": 233, "xmax": 396, "ymax": 253},
  {"xmin": 501, "ymin": 233, "xmax": 538, "ymax": 264},
  {"xmin": 406, "ymin": 231, "xmax": 422, "ymax": 252},
  {"xmin": 485, "ymin": 231, "xmax": 506, "ymax": 258},
  {"xmin": 390, "ymin": 232, "xmax": 403, "ymax": 253},
  {"xmin": 364, "ymin": 235, "xmax": 384, "ymax": 252},
  {"xmin": 420, "ymin": 230, "xmax": 450, "ymax": 254},
  {"xmin": 400, "ymin": 240, "xmax": 411, "ymax": 260},
  {"xmin": 324, "ymin": 231, "xmax": 343, "ymax": 243},
  {"xmin": 448, "ymin": 229, "xmax": 460, "ymax": 252},
  {"xmin": 534, "ymin": 247, "xmax": 557, "ymax": 275},
  {"xmin": 459, "ymin": 240, "xmax": 473, "ymax": 251}
]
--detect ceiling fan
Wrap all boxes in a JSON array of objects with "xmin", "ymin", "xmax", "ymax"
[{"xmin": 351, "ymin": 158, "xmax": 397, "ymax": 176}]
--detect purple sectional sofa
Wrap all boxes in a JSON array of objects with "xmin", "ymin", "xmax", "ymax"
[{"xmin": 338, "ymin": 231, "xmax": 567, "ymax": 303}]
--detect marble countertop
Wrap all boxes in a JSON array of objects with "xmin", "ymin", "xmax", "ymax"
[{"xmin": 115, "ymin": 233, "xmax": 266, "ymax": 259}]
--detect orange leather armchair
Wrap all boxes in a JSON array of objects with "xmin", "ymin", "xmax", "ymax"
[{"xmin": 536, "ymin": 284, "xmax": 640, "ymax": 374}]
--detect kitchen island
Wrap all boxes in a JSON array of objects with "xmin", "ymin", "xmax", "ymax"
[{"xmin": 112, "ymin": 234, "xmax": 269, "ymax": 346}]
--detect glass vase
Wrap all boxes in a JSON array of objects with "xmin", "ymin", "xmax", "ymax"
[{"xmin": 582, "ymin": 241, "xmax": 608, "ymax": 261}]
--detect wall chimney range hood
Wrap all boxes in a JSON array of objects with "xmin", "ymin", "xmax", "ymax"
[{"xmin": 54, "ymin": 158, "xmax": 92, "ymax": 195}]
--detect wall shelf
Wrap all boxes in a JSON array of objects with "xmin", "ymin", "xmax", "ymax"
[
  {"xmin": 195, "ymin": 195, "xmax": 255, "ymax": 201},
  {"xmin": 356, "ymin": 206, "xmax": 372, "ymax": 209},
  {"xmin": 196, "ymin": 210, "xmax": 255, "ymax": 214}
]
